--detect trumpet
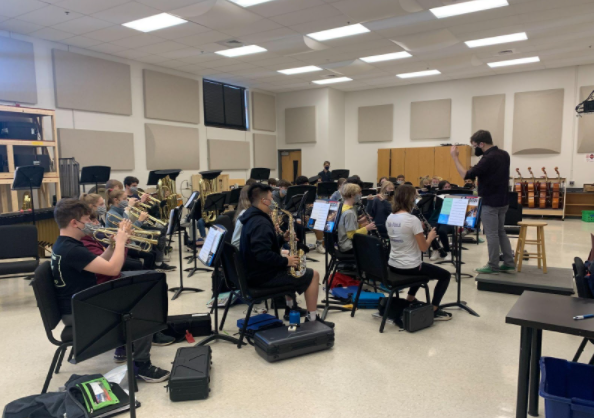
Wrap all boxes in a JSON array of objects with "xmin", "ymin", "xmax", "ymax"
[
  {"xmin": 137, "ymin": 190, "xmax": 160, "ymax": 205},
  {"xmin": 106, "ymin": 212, "xmax": 161, "ymax": 236},
  {"xmin": 128, "ymin": 206, "xmax": 168, "ymax": 228},
  {"xmin": 91, "ymin": 228, "xmax": 158, "ymax": 252}
]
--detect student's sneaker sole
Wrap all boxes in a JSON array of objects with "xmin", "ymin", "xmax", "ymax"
[
  {"xmin": 137, "ymin": 367, "xmax": 170, "ymax": 383},
  {"xmin": 499, "ymin": 266, "xmax": 516, "ymax": 274}
]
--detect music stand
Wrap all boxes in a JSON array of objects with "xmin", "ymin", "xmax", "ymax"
[
  {"xmin": 184, "ymin": 194, "xmax": 214, "ymax": 278},
  {"xmin": 331, "ymin": 170, "xmax": 349, "ymax": 181},
  {"xmin": 227, "ymin": 187, "xmax": 242, "ymax": 207},
  {"xmin": 146, "ymin": 169, "xmax": 182, "ymax": 186},
  {"xmin": 317, "ymin": 182, "xmax": 338, "ymax": 199},
  {"xmin": 195, "ymin": 225, "xmax": 243, "ymax": 347},
  {"xmin": 71, "ymin": 271, "xmax": 168, "ymax": 418},
  {"xmin": 435, "ymin": 189, "xmax": 474, "ymax": 196},
  {"xmin": 80, "ymin": 166, "xmax": 110, "ymax": 194},
  {"xmin": 12, "ymin": 165, "xmax": 44, "ymax": 224},
  {"xmin": 250, "ymin": 168, "xmax": 270, "ymax": 182}
]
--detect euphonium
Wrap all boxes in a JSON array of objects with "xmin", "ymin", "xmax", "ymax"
[
  {"xmin": 198, "ymin": 175, "xmax": 219, "ymax": 223},
  {"xmin": 91, "ymin": 228, "xmax": 158, "ymax": 252},
  {"xmin": 157, "ymin": 176, "xmax": 182, "ymax": 220},
  {"xmin": 281, "ymin": 209, "xmax": 306, "ymax": 278},
  {"xmin": 128, "ymin": 206, "xmax": 168, "ymax": 228}
]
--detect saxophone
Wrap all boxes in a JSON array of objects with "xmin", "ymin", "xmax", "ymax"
[{"xmin": 281, "ymin": 209, "xmax": 306, "ymax": 278}]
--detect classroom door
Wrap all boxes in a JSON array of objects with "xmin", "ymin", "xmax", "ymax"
[{"xmin": 280, "ymin": 150, "xmax": 302, "ymax": 183}]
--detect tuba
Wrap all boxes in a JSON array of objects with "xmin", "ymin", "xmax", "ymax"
[
  {"xmin": 198, "ymin": 170, "xmax": 222, "ymax": 223},
  {"xmin": 281, "ymin": 209, "xmax": 306, "ymax": 278}
]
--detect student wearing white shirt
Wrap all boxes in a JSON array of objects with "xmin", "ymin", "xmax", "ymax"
[{"xmin": 386, "ymin": 184, "xmax": 452, "ymax": 321}]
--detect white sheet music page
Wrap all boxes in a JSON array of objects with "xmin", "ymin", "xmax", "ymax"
[
  {"xmin": 311, "ymin": 200, "xmax": 331, "ymax": 231},
  {"xmin": 199, "ymin": 227, "xmax": 222, "ymax": 266},
  {"xmin": 447, "ymin": 198, "xmax": 469, "ymax": 227}
]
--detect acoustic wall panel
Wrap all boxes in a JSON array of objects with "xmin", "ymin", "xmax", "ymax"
[
  {"xmin": 512, "ymin": 89, "xmax": 564, "ymax": 155},
  {"xmin": 358, "ymin": 104, "xmax": 393, "ymax": 143},
  {"xmin": 145, "ymin": 123, "xmax": 199, "ymax": 170},
  {"xmin": 252, "ymin": 92, "xmax": 276, "ymax": 132},
  {"xmin": 52, "ymin": 49, "xmax": 132, "ymax": 115},
  {"xmin": 578, "ymin": 85, "xmax": 594, "ymax": 153},
  {"xmin": 472, "ymin": 94, "xmax": 505, "ymax": 148},
  {"xmin": 253, "ymin": 134, "xmax": 277, "ymax": 169},
  {"xmin": 208, "ymin": 139, "xmax": 250, "ymax": 170},
  {"xmin": 0, "ymin": 37, "xmax": 37, "ymax": 104},
  {"xmin": 58, "ymin": 128, "xmax": 134, "ymax": 171},
  {"xmin": 143, "ymin": 69, "xmax": 200, "ymax": 124},
  {"xmin": 285, "ymin": 106, "xmax": 316, "ymax": 144},
  {"xmin": 410, "ymin": 99, "xmax": 451, "ymax": 139}
]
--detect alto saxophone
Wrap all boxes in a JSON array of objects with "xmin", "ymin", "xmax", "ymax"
[{"xmin": 281, "ymin": 209, "xmax": 306, "ymax": 278}]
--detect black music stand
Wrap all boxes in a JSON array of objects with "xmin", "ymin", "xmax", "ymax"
[
  {"xmin": 226, "ymin": 187, "xmax": 242, "ymax": 206},
  {"xmin": 12, "ymin": 165, "xmax": 44, "ymax": 224},
  {"xmin": 195, "ymin": 225, "xmax": 243, "ymax": 347},
  {"xmin": 250, "ymin": 168, "xmax": 270, "ymax": 182},
  {"xmin": 71, "ymin": 271, "xmax": 168, "ymax": 418},
  {"xmin": 146, "ymin": 169, "xmax": 182, "ymax": 186},
  {"xmin": 184, "ymin": 194, "xmax": 213, "ymax": 278},
  {"xmin": 331, "ymin": 170, "xmax": 349, "ymax": 181},
  {"xmin": 317, "ymin": 182, "xmax": 338, "ymax": 199},
  {"xmin": 80, "ymin": 166, "xmax": 110, "ymax": 194},
  {"xmin": 362, "ymin": 188, "xmax": 377, "ymax": 197}
]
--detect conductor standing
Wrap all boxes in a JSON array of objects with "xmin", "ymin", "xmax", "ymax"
[
  {"xmin": 450, "ymin": 130, "xmax": 515, "ymax": 274},
  {"xmin": 318, "ymin": 161, "xmax": 332, "ymax": 183}
]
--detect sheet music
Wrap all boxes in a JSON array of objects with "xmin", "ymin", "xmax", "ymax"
[
  {"xmin": 447, "ymin": 198, "xmax": 469, "ymax": 226},
  {"xmin": 311, "ymin": 200, "xmax": 331, "ymax": 231},
  {"xmin": 199, "ymin": 226, "xmax": 223, "ymax": 266}
]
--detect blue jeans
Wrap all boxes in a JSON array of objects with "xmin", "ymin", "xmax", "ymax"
[{"xmin": 197, "ymin": 218, "xmax": 206, "ymax": 239}]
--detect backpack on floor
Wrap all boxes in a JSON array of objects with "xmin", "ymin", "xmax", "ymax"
[{"xmin": 329, "ymin": 272, "xmax": 359, "ymax": 289}]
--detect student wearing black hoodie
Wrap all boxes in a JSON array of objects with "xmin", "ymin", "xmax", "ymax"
[{"xmin": 239, "ymin": 184, "xmax": 334, "ymax": 328}]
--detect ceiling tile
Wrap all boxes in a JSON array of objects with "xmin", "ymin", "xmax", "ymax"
[
  {"xmin": 201, "ymin": 58, "xmax": 243, "ymax": 68},
  {"xmin": 60, "ymin": 35, "xmax": 103, "ymax": 47},
  {"xmin": 111, "ymin": 49, "xmax": 152, "ymax": 59},
  {"xmin": 150, "ymin": 21, "xmax": 210, "ymax": 40},
  {"xmin": 1, "ymin": 0, "xmax": 48, "ymax": 18},
  {"xmin": 52, "ymin": 16, "xmax": 114, "ymax": 35},
  {"xmin": 332, "ymin": 0, "xmax": 420, "ymax": 22},
  {"xmin": 135, "ymin": 0, "xmax": 205, "ymax": 12},
  {"xmin": 224, "ymin": 18, "xmax": 283, "ymax": 37},
  {"xmin": 249, "ymin": 0, "xmax": 325, "ymax": 18},
  {"xmin": 85, "ymin": 25, "xmax": 138, "ymax": 42},
  {"xmin": 134, "ymin": 54, "xmax": 169, "ymax": 64},
  {"xmin": 173, "ymin": 0, "xmax": 262, "ymax": 31},
  {"xmin": 29, "ymin": 27, "xmax": 73, "ymax": 41},
  {"xmin": 54, "ymin": 0, "xmax": 132, "ymax": 15},
  {"xmin": 137, "ymin": 40, "xmax": 187, "ymax": 54},
  {"xmin": 180, "ymin": 41, "xmax": 227, "ymax": 52},
  {"xmin": 178, "ymin": 52, "xmax": 223, "ymax": 64},
  {"xmin": 177, "ymin": 30, "xmax": 230, "ymax": 47},
  {"xmin": 155, "ymin": 59, "xmax": 189, "ymax": 68},
  {"xmin": 236, "ymin": 27, "xmax": 298, "ymax": 44},
  {"xmin": 111, "ymin": 34, "xmax": 163, "ymax": 48},
  {"xmin": 86, "ymin": 43, "xmax": 129, "ymax": 53},
  {"xmin": 157, "ymin": 47, "xmax": 204, "ymax": 59},
  {"xmin": 92, "ymin": 2, "xmax": 162, "ymax": 25},
  {"xmin": 288, "ymin": 15, "xmax": 352, "ymax": 35},
  {"xmin": 18, "ymin": 5, "xmax": 82, "ymax": 26},
  {"xmin": 271, "ymin": 5, "xmax": 345, "ymax": 26},
  {"xmin": 214, "ymin": 62, "xmax": 258, "ymax": 72},
  {"xmin": 0, "ymin": 16, "xmax": 9, "ymax": 23},
  {"xmin": 0, "ymin": 19, "xmax": 43, "ymax": 34}
]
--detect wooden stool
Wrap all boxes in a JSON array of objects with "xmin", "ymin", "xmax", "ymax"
[{"xmin": 514, "ymin": 221, "xmax": 547, "ymax": 273}]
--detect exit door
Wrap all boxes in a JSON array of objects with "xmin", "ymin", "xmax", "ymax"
[{"xmin": 279, "ymin": 150, "xmax": 302, "ymax": 183}]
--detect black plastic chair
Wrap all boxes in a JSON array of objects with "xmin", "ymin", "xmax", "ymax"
[
  {"xmin": 31, "ymin": 261, "xmax": 73, "ymax": 393},
  {"xmin": 220, "ymin": 243, "xmax": 296, "ymax": 348},
  {"xmin": 572, "ymin": 257, "xmax": 594, "ymax": 363},
  {"xmin": 0, "ymin": 225, "xmax": 39, "ymax": 279},
  {"xmin": 352, "ymin": 234, "xmax": 431, "ymax": 333}
]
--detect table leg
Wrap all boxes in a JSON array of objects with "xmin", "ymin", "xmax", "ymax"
[
  {"xmin": 529, "ymin": 329, "xmax": 542, "ymax": 416},
  {"xmin": 516, "ymin": 326, "xmax": 533, "ymax": 418}
]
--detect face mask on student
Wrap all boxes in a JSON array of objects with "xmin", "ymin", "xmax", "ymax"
[
  {"xmin": 76, "ymin": 221, "xmax": 95, "ymax": 235},
  {"xmin": 267, "ymin": 200, "xmax": 277, "ymax": 212},
  {"xmin": 280, "ymin": 189, "xmax": 287, "ymax": 197},
  {"xmin": 130, "ymin": 186, "xmax": 138, "ymax": 194},
  {"xmin": 324, "ymin": 165, "xmax": 330, "ymax": 170},
  {"xmin": 118, "ymin": 200, "xmax": 128, "ymax": 209},
  {"xmin": 354, "ymin": 195, "xmax": 362, "ymax": 204},
  {"xmin": 96, "ymin": 205, "xmax": 107, "ymax": 216}
]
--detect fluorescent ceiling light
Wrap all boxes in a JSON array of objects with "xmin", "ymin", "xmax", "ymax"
[
  {"xmin": 215, "ymin": 45, "xmax": 266, "ymax": 57},
  {"xmin": 229, "ymin": 0, "xmax": 276, "ymax": 6},
  {"xmin": 122, "ymin": 13, "xmax": 187, "ymax": 33},
  {"xmin": 430, "ymin": 0, "xmax": 508, "ymax": 19},
  {"xmin": 312, "ymin": 77, "xmax": 352, "ymax": 85},
  {"xmin": 488, "ymin": 56, "xmax": 540, "ymax": 68},
  {"xmin": 360, "ymin": 51, "xmax": 412, "ymax": 63},
  {"xmin": 465, "ymin": 32, "xmax": 527, "ymax": 48},
  {"xmin": 278, "ymin": 66, "xmax": 323, "ymax": 75},
  {"xmin": 307, "ymin": 23, "xmax": 369, "ymax": 41},
  {"xmin": 397, "ymin": 69, "xmax": 441, "ymax": 79}
]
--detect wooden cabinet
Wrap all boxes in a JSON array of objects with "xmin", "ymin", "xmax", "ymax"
[
  {"xmin": 565, "ymin": 192, "xmax": 594, "ymax": 218},
  {"xmin": 390, "ymin": 148, "xmax": 406, "ymax": 180},
  {"xmin": 377, "ymin": 149, "xmax": 390, "ymax": 182},
  {"xmin": 434, "ymin": 145, "xmax": 471, "ymax": 186},
  {"xmin": 404, "ymin": 147, "xmax": 434, "ymax": 187}
]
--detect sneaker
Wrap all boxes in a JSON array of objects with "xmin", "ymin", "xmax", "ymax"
[
  {"xmin": 114, "ymin": 346, "xmax": 126, "ymax": 363},
  {"xmin": 155, "ymin": 263, "xmax": 176, "ymax": 272},
  {"xmin": 434, "ymin": 309, "xmax": 452, "ymax": 321},
  {"xmin": 475, "ymin": 265, "xmax": 497, "ymax": 274},
  {"xmin": 499, "ymin": 264, "xmax": 516, "ymax": 273},
  {"xmin": 371, "ymin": 311, "xmax": 395, "ymax": 325},
  {"xmin": 152, "ymin": 332, "xmax": 175, "ymax": 346},
  {"xmin": 306, "ymin": 315, "xmax": 335, "ymax": 329},
  {"xmin": 440, "ymin": 253, "xmax": 452, "ymax": 262},
  {"xmin": 307, "ymin": 243, "xmax": 316, "ymax": 250},
  {"xmin": 284, "ymin": 306, "xmax": 307, "ymax": 321},
  {"xmin": 429, "ymin": 251, "xmax": 440, "ymax": 261},
  {"xmin": 316, "ymin": 243, "xmax": 326, "ymax": 254},
  {"xmin": 136, "ymin": 363, "xmax": 170, "ymax": 383},
  {"xmin": 195, "ymin": 238, "xmax": 205, "ymax": 247}
]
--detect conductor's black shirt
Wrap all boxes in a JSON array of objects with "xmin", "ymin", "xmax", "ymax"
[{"xmin": 465, "ymin": 146, "xmax": 510, "ymax": 207}]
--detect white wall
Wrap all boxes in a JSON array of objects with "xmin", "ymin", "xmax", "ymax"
[{"xmin": 0, "ymin": 31, "xmax": 276, "ymax": 198}]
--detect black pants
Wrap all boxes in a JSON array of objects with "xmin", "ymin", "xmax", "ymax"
[
  {"xmin": 127, "ymin": 248, "xmax": 156, "ymax": 270},
  {"xmin": 429, "ymin": 223, "xmax": 453, "ymax": 255},
  {"xmin": 389, "ymin": 263, "xmax": 451, "ymax": 307},
  {"xmin": 122, "ymin": 256, "xmax": 143, "ymax": 271}
]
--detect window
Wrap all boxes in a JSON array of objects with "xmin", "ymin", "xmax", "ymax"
[{"xmin": 203, "ymin": 79, "xmax": 248, "ymax": 130}]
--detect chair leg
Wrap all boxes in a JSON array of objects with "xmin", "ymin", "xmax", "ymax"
[
  {"xmin": 219, "ymin": 291, "xmax": 236, "ymax": 331},
  {"xmin": 238, "ymin": 303, "xmax": 254, "ymax": 349},
  {"xmin": 42, "ymin": 346, "xmax": 64, "ymax": 394},
  {"xmin": 67, "ymin": 347, "xmax": 73, "ymax": 362},
  {"xmin": 322, "ymin": 262, "xmax": 340, "ymax": 320},
  {"xmin": 273, "ymin": 299, "xmax": 279, "ymax": 319},
  {"xmin": 351, "ymin": 280, "xmax": 364, "ymax": 318},
  {"xmin": 423, "ymin": 284, "xmax": 430, "ymax": 305},
  {"xmin": 55, "ymin": 345, "xmax": 67, "ymax": 374},
  {"xmin": 573, "ymin": 338, "xmax": 589, "ymax": 362},
  {"xmin": 264, "ymin": 299, "xmax": 269, "ymax": 311},
  {"xmin": 380, "ymin": 290, "xmax": 395, "ymax": 334}
]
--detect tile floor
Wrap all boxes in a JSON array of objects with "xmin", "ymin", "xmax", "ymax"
[{"xmin": 1, "ymin": 218, "xmax": 593, "ymax": 418}]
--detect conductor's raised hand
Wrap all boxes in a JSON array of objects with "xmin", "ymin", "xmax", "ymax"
[{"xmin": 450, "ymin": 145, "xmax": 459, "ymax": 159}]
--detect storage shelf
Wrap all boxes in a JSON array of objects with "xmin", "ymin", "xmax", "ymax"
[
  {"xmin": 0, "ymin": 104, "xmax": 55, "ymax": 117},
  {"xmin": 566, "ymin": 203, "xmax": 594, "ymax": 207}
]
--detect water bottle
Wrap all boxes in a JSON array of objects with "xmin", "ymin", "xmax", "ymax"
[{"xmin": 289, "ymin": 310, "xmax": 301, "ymax": 326}]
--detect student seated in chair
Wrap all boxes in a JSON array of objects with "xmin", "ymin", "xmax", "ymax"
[
  {"xmin": 238, "ymin": 184, "xmax": 334, "ymax": 328},
  {"xmin": 386, "ymin": 185, "xmax": 452, "ymax": 321},
  {"xmin": 337, "ymin": 183, "xmax": 377, "ymax": 254},
  {"xmin": 368, "ymin": 181, "xmax": 394, "ymax": 237},
  {"xmin": 51, "ymin": 198, "xmax": 171, "ymax": 382},
  {"xmin": 272, "ymin": 179, "xmax": 290, "ymax": 210}
]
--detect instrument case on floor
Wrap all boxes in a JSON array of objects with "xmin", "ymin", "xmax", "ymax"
[
  {"xmin": 168, "ymin": 346, "xmax": 211, "ymax": 402},
  {"xmin": 254, "ymin": 321, "xmax": 334, "ymax": 363},
  {"xmin": 162, "ymin": 313, "xmax": 212, "ymax": 343},
  {"xmin": 237, "ymin": 313, "xmax": 283, "ymax": 338},
  {"xmin": 402, "ymin": 302, "xmax": 434, "ymax": 332},
  {"xmin": 331, "ymin": 286, "xmax": 384, "ymax": 308}
]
